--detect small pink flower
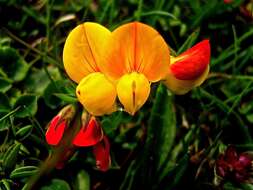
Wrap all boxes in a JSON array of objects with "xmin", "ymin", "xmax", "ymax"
[
  {"xmin": 216, "ymin": 146, "xmax": 252, "ymax": 182},
  {"xmin": 224, "ymin": 0, "xmax": 233, "ymax": 4}
]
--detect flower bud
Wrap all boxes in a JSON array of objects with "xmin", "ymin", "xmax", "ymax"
[
  {"xmin": 73, "ymin": 115, "xmax": 104, "ymax": 147},
  {"xmin": 46, "ymin": 105, "xmax": 76, "ymax": 146},
  {"xmin": 164, "ymin": 40, "xmax": 210, "ymax": 94},
  {"xmin": 93, "ymin": 136, "xmax": 111, "ymax": 172}
]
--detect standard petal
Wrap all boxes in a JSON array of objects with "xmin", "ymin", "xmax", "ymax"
[
  {"xmin": 164, "ymin": 66, "xmax": 209, "ymax": 95},
  {"xmin": 117, "ymin": 72, "xmax": 150, "ymax": 115},
  {"xmin": 63, "ymin": 22, "xmax": 111, "ymax": 83},
  {"xmin": 100, "ymin": 22, "xmax": 170, "ymax": 82},
  {"xmin": 170, "ymin": 39, "xmax": 210, "ymax": 80},
  {"xmin": 76, "ymin": 72, "xmax": 117, "ymax": 116},
  {"xmin": 93, "ymin": 136, "xmax": 111, "ymax": 172},
  {"xmin": 73, "ymin": 117, "xmax": 104, "ymax": 147}
]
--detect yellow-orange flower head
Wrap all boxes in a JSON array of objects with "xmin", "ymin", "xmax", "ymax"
[
  {"xmin": 63, "ymin": 22, "xmax": 210, "ymax": 116},
  {"xmin": 99, "ymin": 22, "xmax": 170, "ymax": 115}
]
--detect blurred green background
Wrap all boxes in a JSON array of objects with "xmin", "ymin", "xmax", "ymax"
[{"xmin": 0, "ymin": 0, "xmax": 253, "ymax": 189}]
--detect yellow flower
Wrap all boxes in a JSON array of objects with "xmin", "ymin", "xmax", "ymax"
[
  {"xmin": 99, "ymin": 22, "xmax": 170, "ymax": 115},
  {"xmin": 63, "ymin": 22, "xmax": 210, "ymax": 116},
  {"xmin": 63, "ymin": 22, "xmax": 117, "ymax": 116}
]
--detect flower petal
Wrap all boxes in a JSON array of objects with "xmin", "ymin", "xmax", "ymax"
[
  {"xmin": 93, "ymin": 136, "xmax": 111, "ymax": 172},
  {"xmin": 45, "ymin": 105, "xmax": 76, "ymax": 145},
  {"xmin": 164, "ymin": 65, "xmax": 209, "ymax": 95},
  {"xmin": 46, "ymin": 115, "xmax": 66, "ymax": 146},
  {"xmin": 76, "ymin": 72, "xmax": 117, "ymax": 116},
  {"xmin": 170, "ymin": 40, "xmax": 210, "ymax": 80},
  {"xmin": 100, "ymin": 22, "xmax": 170, "ymax": 82},
  {"xmin": 117, "ymin": 72, "xmax": 150, "ymax": 115},
  {"xmin": 63, "ymin": 22, "xmax": 111, "ymax": 83},
  {"xmin": 73, "ymin": 117, "xmax": 104, "ymax": 147}
]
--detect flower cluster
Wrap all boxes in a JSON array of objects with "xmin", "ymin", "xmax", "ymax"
[
  {"xmin": 216, "ymin": 146, "xmax": 253, "ymax": 183},
  {"xmin": 45, "ymin": 105, "xmax": 111, "ymax": 171},
  {"xmin": 63, "ymin": 22, "xmax": 211, "ymax": 116},
  {"xmin": 45, "ymin": 22, "xmax": 210, "ymax": 172}
]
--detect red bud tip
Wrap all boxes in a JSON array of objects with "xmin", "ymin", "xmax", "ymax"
[
  {"xmin": 93, "ymin": 136, "xmax": 111, "ymax": 172},
  {"xmin": 170, "ymin": 39, "xmax": 210, "ymax": 80},
  {"xmin": 46, "ymin": 115, "xmax": 67, "ymax": 146},
  {"xmin": 224, "ymin": 0, "xmax": 233, "ymax": 4},
  {"xmin": 73, "ymin": 117, "xmax": 104, "ymax": 147}
]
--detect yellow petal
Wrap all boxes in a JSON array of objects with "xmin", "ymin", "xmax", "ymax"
[
  {"xmin": 63, "ymin": 22, "xmax": 111, "ymax": 83},
  {"xmin": 163, "ymin": 65, "xmax": 209, "ymax": 95},
  {"xmin": 100, "ymin": 22, "xmax": 170, "ymax": 82},
  {"xmin": 76, "ymin": 72, "xmax": 116, "ymax": 116},
  {"xmin": 117, "ymin": 72, "xmax": 150, "ymax": 115}
]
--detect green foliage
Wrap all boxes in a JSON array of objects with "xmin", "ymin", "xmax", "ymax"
[
  {"xmin": 39, "ymin": 179, "xmax": 71, "ymax": 190},
  {"xmin": 14, "ymin": 95, "xmax": 38, "ymax": 118},
  {"xmin": 0, "ymin": 46, "xmax": 29, "ymax": 82},
  {"xmin": 0, "ymin": 0, "xmax": 252, "ymax": 189}
]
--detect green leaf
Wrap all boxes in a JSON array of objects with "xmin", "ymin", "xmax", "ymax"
[
  {"xmin": 10, "ymin": 166, "xmax": 38, "ymax": 179},
  {"xmin": 159, "ymin": 153, "xmax": 189, "ymax": 189},
  {"xmin": 40, "ymin": 179, "xmax": 71, "ymax": 190},
  {"xmin": 0, "ymin": 93, "xmax": 11, "ymax": 113},
  {"xmin": 23, "ymin": 68, "xmax": 51, "ymax": 95},
  {"xmin": 120, "ymin": 84, "xmax": 177, "ymax": 189},
  {"xmin": 53, "ymin": 93, "xmax": 77, "ymax": 104},
  {"xmin": 74, "ymin": 170, "xmax": 90, "ymax": 190},
  {"xmin": 23, "ymin": 66, "xmax": 61, "ymax": 95},
  {"xmin": 43, "ymin": 80, "xmax": 75, "ymax": 109},
  {"xmin": 3, "ymin": 143, "xmax": 21, "ymax": 173},
  {"xmin": 0, "ymin": 46, "xmax": 29, "ymax": 82},
  {"xmin": 177, "ymin": 28, "xmax": 200, "ymax": 54},
  {"xmin": 223, "ymin": 182, "xmax": 240, "ymax": 190},
  {"xmin": 241, "ymin": 183, "xmax": 253, "ymax": 190},
  {"xmin": 0, "ymin": 77, "xmax": 12, "ymax": 93},
  {"xmin": 13, "ymin": 95, "xmax": 38, "ymax": 118},
  {"xmin": 147, "ymin": 84, "xmax": 176, "ymax": 172},
  {"xmin": 0, "ymin": 179, "xmax": 11, "ymax": 190},
  {"xmin": 16, "ymin": 125, "xmax": 33, "ymax": 140}
]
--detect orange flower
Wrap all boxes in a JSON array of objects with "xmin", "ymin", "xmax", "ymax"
[
  {"xmin": 63, "ymin": 22, "xmax": 170, "ymax": 115},
  {"xmin": 63, "ymin": 22, "xmax": 210, "ymax": 115},
  {"xmin": 164, "ymin": 40, "xmax": 210, "ymax": 94},
  {"xmin": 99, "ymin": 22, "xmax": 170, "ymax": 114}
]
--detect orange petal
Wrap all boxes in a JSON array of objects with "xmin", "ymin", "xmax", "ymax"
[
  {"xmin": 93, "ymin": 136, "xmax": 111, "ymax": 172},
  {"xmin": 63, "ymin": 22, "xmax": 111, "ymax": 83},
  {"xmin": 170, "ymin": 39, "xmax": 210, "ymax": 80},
  {"xmin": 164, "ymin": 65, "xmax": 209, "ymax": 95},
  {"xmin": 73, "ymin": 117, "xmax": 104, "ymax": 147},
  {"xmin": 100, "ymin": 22, "xmax": 170, "ymax": 82}
]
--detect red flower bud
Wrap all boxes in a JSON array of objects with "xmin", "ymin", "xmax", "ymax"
[
  {"xmin": 46, "ymin": 105, "xmax": 76, "ymax": 146},
  {"xmin": 93, "ymin": 136, "xmax": 111, "ymax": 172},
  {"xmin": 224, "ymin": 0, "xmax": 233, "ymax": 4},
  {"xmin": 73, "ymin": 116, "xmax": 104, "ymax": 147},
  {"xmin": 170, "ymin": 39, "xmax": 210, "ymax": 80}
]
